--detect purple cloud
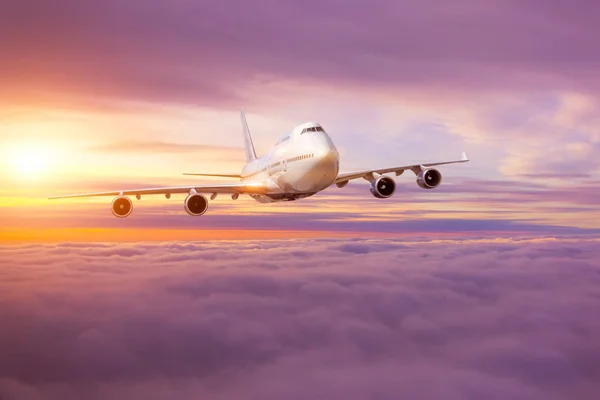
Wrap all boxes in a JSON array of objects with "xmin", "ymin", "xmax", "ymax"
[
  {"xmin": 2, "ymin": 0, "xmax": 600, "ymax": 107},
  {"xmin": 1, "ymin": 238, "xmax": 600, "ymax": 399}
]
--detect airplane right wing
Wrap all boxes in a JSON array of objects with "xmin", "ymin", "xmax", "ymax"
[{"xmin": 334, "ymin": 152, "xmax": 469, "ymax": 187}]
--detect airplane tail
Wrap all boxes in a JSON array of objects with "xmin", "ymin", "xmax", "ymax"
[{"xmin": 240, "ymin": 109, "xmax": 257, "ymax": 163}]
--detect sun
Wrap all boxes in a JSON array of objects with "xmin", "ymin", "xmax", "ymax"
[{"xmin": 9, "ymin": 145, "xmax": 52, "ymax": 178}]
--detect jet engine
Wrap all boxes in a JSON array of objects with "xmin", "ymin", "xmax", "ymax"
[
  {"xmin": 185, "ymin": 193, "xmax": 209, "ymax": 216},
  {"xmin": 111, "ymin": 196, "xmax": 133, "ymax": 218},
  {"xmin": 417, "ymin": 168, "xmax": 442, "ymax": 189},
  {"xmin": 370, "ymin": 176, "xmax": 396, "ymax": 198}
]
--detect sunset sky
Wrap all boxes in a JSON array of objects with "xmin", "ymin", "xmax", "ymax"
[
  {"xmin": 2, "ymin": 2, "xmax": 600, "ymax": 399},
  {"xmin": 1, "ymin": 0, "xmax": 600, "ymax": 241}
]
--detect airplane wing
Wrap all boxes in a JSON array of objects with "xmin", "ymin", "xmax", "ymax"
[
  {"xmin": 48, "ymin": 182, "xmax": 268, "ymax": 199},
  {"xmin": 334, "ymin": 152, "xmax": 469, "ymax": 187},
  {"xmin": 182, "ymin": 173, "xmax": 241, "ymax": 178}
]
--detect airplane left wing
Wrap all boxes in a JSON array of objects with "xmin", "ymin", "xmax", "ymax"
[
  {"xmin": 182, "ymin": 173, "xmax": 241, "ymax": 178},
  {"xmin": 48, "ymin": 182, "xmax": 268, "ymax": 199},
  {"xmin": 334, "ymin": 152, "xmax": 469, "ymax": 187}
]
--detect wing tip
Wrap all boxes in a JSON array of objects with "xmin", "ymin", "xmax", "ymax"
[{"xmin": 461, "ymin": 152, "xmax": 469, "ymax": 161}]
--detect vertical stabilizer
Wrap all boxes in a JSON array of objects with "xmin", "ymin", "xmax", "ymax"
[{"xmin": 240, "ymin": 109, "xmax": 257, "ymax": 162}]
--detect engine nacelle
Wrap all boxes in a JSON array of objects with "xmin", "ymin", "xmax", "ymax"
[
  {"xmin": 185, "ymin": 193, "xmax": 209, "ymax": 216},
  {"xmin": 111, "ymin": 196, "xmax": 133, "ymax": 218},
  {"xmin": 417, "ymin": 168, "xmax": 442, "ymax": 189},
  {"xmin": 370, "ymin": 176, "xmax": 396, "ymax": 198}
]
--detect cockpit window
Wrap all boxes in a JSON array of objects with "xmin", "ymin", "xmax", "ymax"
[{"xmin": 301, "ymin": 126, "xmax": 325, "ymax": 134}]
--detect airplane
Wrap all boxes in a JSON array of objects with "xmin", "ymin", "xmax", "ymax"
[{"xmin": 49, "ymin": 110, "xmax": 470, "ymax": 218}]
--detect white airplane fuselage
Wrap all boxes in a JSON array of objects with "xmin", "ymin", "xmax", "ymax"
[{"xmin": 240, "ymin": 122, "xmax": 340, "ymax": 203}]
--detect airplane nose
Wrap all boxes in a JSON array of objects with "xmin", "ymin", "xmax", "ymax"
[
  {"xmin": 314, "ymin": 148, "xmax": 339, "ymax": 186},
  {"xmin": 290, "ymin": 140, "xmax": 339, "ymax": 193},
  {"xmin": 321, "ymin": 148, "xmax": 339, "ymax": 168}
]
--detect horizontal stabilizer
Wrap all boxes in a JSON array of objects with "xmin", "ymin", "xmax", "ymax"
[{"xmin": 183, "ymin": 173, "xmax": 241, "ymax": 178}]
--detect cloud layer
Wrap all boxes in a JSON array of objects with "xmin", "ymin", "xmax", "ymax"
[{"xmin": 1, "ymin": 237, "xmax": 600, "ymax": 399}]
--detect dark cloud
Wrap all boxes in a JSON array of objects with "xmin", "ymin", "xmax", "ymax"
[
  {"xmin": 1, "ymin": 238, "xmax": 600, "ymax": 399},
  {"xmin": 2, "ymin": 0, "xmax": 600, "ymax": 107}
]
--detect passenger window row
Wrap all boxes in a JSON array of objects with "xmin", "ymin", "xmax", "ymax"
[
  {"xmin": 244, "ymin": 154, "xmax": 314, "ymax": 178},
  {"xmin": 288, "ymin": 153, "xmax": 314, "ymax": 162}
]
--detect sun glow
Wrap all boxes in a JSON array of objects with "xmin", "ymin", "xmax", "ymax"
[{"xmin": 7, "ymin": 145, "xmax": 53, "ymax": 179}]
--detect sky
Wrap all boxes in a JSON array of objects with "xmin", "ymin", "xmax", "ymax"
[
  {"xmin": 1, "ymin": 1, "xmax": 600, "ymax": 399},
  {"xmin": 1, "ymin": 0, "xmax": 600, "ymax": 241}
]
